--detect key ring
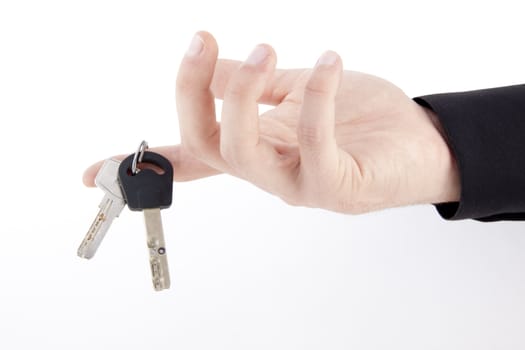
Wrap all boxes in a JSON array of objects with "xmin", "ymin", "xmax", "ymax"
[{"xmin": 131, "ymin": 140, "xmax": 149, "ymax": 175}]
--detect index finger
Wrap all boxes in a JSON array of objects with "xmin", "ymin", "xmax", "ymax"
[{"xmin": 82, "ymin": 145, "xmax": 220, "ymax": 187}]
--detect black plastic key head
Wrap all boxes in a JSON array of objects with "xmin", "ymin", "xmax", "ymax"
[{"xmin": 118, "ymin": 151, "xmax": 173, "ymax": 211}]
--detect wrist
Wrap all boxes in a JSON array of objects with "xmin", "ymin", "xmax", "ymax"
[{"xmin": 421, "ymin": 106, "xmax": 461, "ymax": 204}]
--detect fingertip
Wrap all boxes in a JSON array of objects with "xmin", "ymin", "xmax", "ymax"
[
  {"xmin": 195, "ymin": 31, "xmax": 217, "ymax": 48},
  {"xmin": 183, "ymin": 30, "xmax": 218, "ymax": 61},
  {"xmin": 315, "ymin": 50, "xmax": 341, "ymax": 69},
  {"xmin": 177, "ymin": 31, "xmax": 219, "ymax": 95},
  {"xmin": 241, "ymin": 43, "xmax": 276, "ymax": 70},
  {"xmin": 223, "ymin": 44, "xmax": 277, "ymax": 101},
  {"xmin": 82, "ymin": 161, "xmax": 101, "ymax": 187},
  {"xmin": 303, "ymin": 50, "xmax": 342, "ymax": 97}
]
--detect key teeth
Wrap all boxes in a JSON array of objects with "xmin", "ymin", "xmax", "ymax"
[{"xmin": 150, "ymin": 259, "xmax": 170, "ymax": 291}]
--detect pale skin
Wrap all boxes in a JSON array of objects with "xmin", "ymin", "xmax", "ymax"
[{"xmin": 83, "ymin": 31, "xmax": 460, "ymax": 214}]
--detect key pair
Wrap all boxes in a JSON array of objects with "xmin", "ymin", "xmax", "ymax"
[{"xmin": 77, "ymin": 141, "xmax": 173, "ymax": 291}]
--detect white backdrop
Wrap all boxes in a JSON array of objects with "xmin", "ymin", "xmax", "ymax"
[{"xmin": 1, "ymin": 1, "xmax": 524, "ymax": 349}]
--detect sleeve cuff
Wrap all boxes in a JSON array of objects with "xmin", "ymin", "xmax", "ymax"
[{"xmin": 414, "ymin": 84, "xmax": 525, "ymax": 221}]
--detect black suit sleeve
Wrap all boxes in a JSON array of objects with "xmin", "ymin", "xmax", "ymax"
[{"xmin": 413, "ymin": 84, "xmax": 525, "ymax": 221}]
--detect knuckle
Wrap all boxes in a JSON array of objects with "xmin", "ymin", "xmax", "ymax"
[
  {"xmin": 224, "ymin": 65, "xmax": 263, "ymax": 100},
  {"xmin": 176, "ymin": 74, "xmax": 207, "ymax": 96},
  {"xmin": 304, "ymin": 82, "xmax": 330, "ymax": 97},
  {"xmin": 297, "ymin": 124, "xmax": 323, "ymax": 147},
  {"xmin": 220, "ymin": 144, "xmax": 251, "ymax": 169},
  {"xmin": 224, "ymin": 80, "xmax": 250, "ymax": 101},
  {"xmin": 181, "ymin": 127, "xmax": 220, "ymax": 160},
  {"xmin": 304, "ymin": 71, "xmax": 334, "ymax": 97},
  {"xmin": 183, "ymin": 138, "xmax": 211, "ymax": 160}
]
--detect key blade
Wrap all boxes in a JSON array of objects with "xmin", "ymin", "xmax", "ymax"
[
  {"xmin": 78, "ymin": 195, "xmax": 125, "ymax": 259},
  {"xmin": 143, "ymin": 208, "xmax": 170, "ymax": 291},
  {"xmin": 78, "ymin": 158, "xmax": 126, "ymax": 259}
]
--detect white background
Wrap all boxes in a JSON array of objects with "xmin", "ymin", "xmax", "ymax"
[{"xmin": 1, "ymin": 1, "xmax": 524, "ymax": 349}]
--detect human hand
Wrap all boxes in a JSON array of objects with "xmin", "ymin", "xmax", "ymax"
[{"xmin": 84, "ymin": 31, "xmax": 460, "ymax": 214}]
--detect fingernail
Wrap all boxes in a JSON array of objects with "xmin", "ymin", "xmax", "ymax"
[
  {"xmin": 244, "ymin": 45, "xmax": 269, "ymax": 66},
  {"xmin": 316, "ymin": 51, "xmax": 338, "ymax": 66},
  {"xmin": 186, "ymin": 34, "xmax": 204, "ymax": 57}
]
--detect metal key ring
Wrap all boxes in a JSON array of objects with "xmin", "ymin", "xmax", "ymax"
[{"xmin": 131, "ymin": 140, "xmax": 149, "ymax": 175}]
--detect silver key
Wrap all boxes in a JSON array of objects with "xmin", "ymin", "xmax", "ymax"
[{"xmin": 77, "ymin": 158, "xmax": 126, "ymax": 259}]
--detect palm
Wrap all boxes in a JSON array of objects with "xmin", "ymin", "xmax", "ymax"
[{"xmin": 255, "ymin": 69, "xmax": 433, "ymax": 211}]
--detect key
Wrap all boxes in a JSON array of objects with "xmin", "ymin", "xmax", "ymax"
[
  {"xmin": 77, "ymin": 158, "xmax": 126, "ymax": 259},
  {"xmin": 118, "ymin": 151, "xmax": 173, "ymax": 291}
]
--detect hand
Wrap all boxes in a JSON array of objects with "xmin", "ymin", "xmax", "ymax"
[{"xmin": 84, "ymin": 31, "xmax": 460, "ymax": 214}]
